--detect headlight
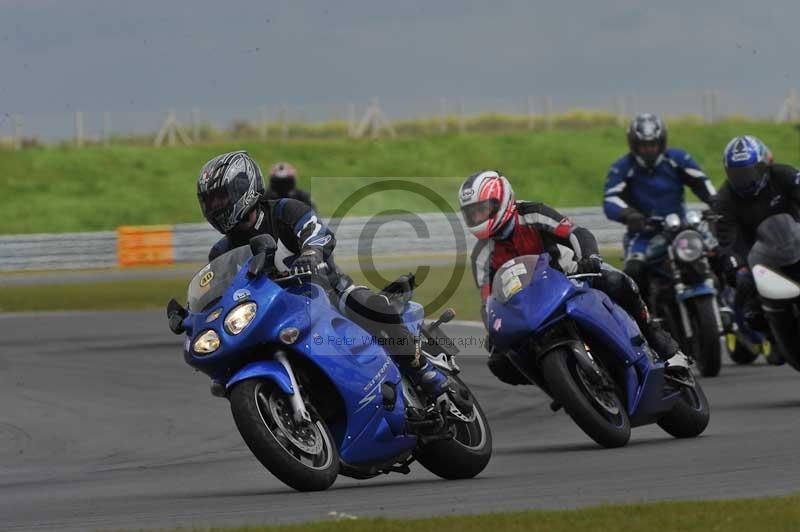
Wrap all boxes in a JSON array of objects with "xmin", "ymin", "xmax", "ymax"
[
  {"xmin": 665, "ymin": 213, "xmax": 682, "ymax": 230},
  {"xmin": 673, "ymin": 230, "xmax": 704, "ymax": 262},
  {"xmin": 193, "ymin": 329, "xmax": 220, "ymax": 354},
  {"xmin": 685, "ymin": 210, "xmax": 702, "ymax": 227},
  {"xmin": 224, "ymin": 302, "xmax": 257, "ymax": 335}
]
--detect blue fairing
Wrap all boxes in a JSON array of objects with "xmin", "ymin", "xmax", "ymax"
[
  {"xmin": 487, "ymin": 254, "xmax": 679, "ymax": 422},
  {"xmin": 487, "ymin": 255, "xmax": 577, "ymax": 350},
  {"xmin": 183, "ymin": 253, "xmax": 417, "ymax": 466},
  {"xmin": 227, "ymin": 360, "xmax": 294, "ymax": 395}
]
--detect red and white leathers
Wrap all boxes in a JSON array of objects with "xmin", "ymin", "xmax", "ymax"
[{"xmin": 459, "ymin": 169, "xmax": 689, "ymax": 385}]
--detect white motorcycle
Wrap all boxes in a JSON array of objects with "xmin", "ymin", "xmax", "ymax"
[{"xmin": 749, "ymin": 214, "xmax": 800, "ymax": 371}]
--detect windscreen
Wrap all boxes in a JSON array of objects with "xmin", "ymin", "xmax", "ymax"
[
  {"xmin": 491, "ymin": 255, "xmax": 541, "ymax": 304},
  {"xmin": 187, "ymin": 246, "xmax": 253, "ymax": 312},
  {"xmin": 749, "ymin": 214, "xmax": 800, "ymax": 268}
]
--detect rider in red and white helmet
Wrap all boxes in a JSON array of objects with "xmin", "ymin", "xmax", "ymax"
[
  {"xmin": 459, "ymin": 171, "xmax": 518, "ymax": 240},
  {"xmin": 458, "ymin": 170, "xmax": 688, "ymax": 384}
]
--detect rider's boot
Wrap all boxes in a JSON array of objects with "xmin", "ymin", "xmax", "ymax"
[
  {"xmin": 410, "ymin": 359, "xmax": 474, "ymax": 415},
  {"xmin": 637, "ymin": 314, "xmax": 691, "ymax": 374}
]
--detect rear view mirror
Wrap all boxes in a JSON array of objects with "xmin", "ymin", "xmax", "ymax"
[
  {"xmin": 250, "ymin": 234, "xmax": 277, "ymax": 256},
  {"xmin": 248, "ymin": 235, "xmax": 278, "ymax": 279},
  {"xmin": 166, "ymin": 298, "xmax": 187, "ymax": 334},
  {"xmin": 247, "ymin": 252, "xmax": 267, "ymax": 279}
]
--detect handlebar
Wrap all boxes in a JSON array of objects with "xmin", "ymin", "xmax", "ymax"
[
  {"xmin": 271, "ymin": 263, "xmax": 329, "ymax": 287},
  {"xmin": 567, "ymin": 273, "xmax": 603, "ymax": 279}
]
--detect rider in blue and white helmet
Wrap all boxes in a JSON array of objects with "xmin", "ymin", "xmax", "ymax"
[
  {"xmin": 721, "ymin": 135, "xmax": 773, "ymax": 198},
  {"xmin": 714, "ymin": 135, "xmax": 799, "ymax": 323}
]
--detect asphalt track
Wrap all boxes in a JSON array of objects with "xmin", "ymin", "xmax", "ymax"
[{"xmin": 1, "ymin": 311, "xmax": 799, "ymax": 531}]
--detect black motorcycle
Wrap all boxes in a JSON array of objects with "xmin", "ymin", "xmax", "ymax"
[{"xmin": 642, "ymin": 211, "xmax": 726, "ymax": 377}]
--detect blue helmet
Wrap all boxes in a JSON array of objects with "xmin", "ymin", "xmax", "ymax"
[{"xmin": 722, "ymin": 135, "xmax": 772, "ymax": 197}]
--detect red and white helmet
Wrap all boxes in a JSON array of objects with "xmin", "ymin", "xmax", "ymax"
[{"xmin": 458, "ymin": 170, "xmax": 517, "ymax": 239}]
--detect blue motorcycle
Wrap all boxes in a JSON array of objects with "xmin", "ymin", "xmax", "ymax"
[
  {"xmin": 486, "ymin": 254, "xmax": 710, "ymax": 448},
  {"xmin": 166, "ymin": 235, "xmax": 491, "ymax": 491}
]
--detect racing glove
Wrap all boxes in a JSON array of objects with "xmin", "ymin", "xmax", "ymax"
[
  {"xmin": 721, "ymin": 255, "xmax": 742, "ymax": 286},
  {"xmin": 292, "ymin": 248, "xmax": 323, "ymax": 275},
  {"xmin": 620, "ymin": 208, "xmax": 646, "ymax": 233},
  {"xmin": 577, "ymin": 254, "xmax": 603, "ymax": 274}
]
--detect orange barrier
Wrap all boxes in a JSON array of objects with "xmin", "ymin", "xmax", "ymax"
[{"xmin": 117, "ymin": 225, "xmax": 174, "ymax": 267}]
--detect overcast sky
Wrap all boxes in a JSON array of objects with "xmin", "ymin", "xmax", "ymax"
[{"xmin": 1, "ymin": 0, "xmax": 798, "ymax": 138}]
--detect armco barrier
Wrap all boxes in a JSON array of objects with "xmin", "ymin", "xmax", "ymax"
[
  {"xmin": 117, "ymin": 225, "xmax": 174, "ymax": 267},
  {"xmin": 0, "ymin": 206, "xmax": 702, "ymax": 272}
]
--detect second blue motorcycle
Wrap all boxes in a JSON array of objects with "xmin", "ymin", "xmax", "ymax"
[{"xmin": 486, "ymin": 254, "xmax": 710, "ymax": 448}]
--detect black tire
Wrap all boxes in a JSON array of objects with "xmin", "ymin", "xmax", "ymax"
[
  {"xmin": 541, "ymin": 347, "xmax": 630, "ymax": 448},
  {"xmin": 767, "ymin": 310, "xmax": 800, "ymax": 371},
  {"xmin": 230, "ymin": 379, "xmax": 339, "ymax": 492},
  {"xmin": 727, "ymin": 334, "xmax": 759, "ymax": 365},
  {"xmin": 415, "ymin": 376, "xmax": 492, "ymax": 479},
  {"xmin": 688, "ymin": 296, "xmax": 722, "ymax": 377},
  {"xmin": 657, "ymin": 373, "xmax": 710, "ymax": 438}
]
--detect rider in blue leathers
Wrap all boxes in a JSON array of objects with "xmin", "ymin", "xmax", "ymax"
[{"xmin": 603, "ymin": 113, "xmax": 717, "ymax": 298}]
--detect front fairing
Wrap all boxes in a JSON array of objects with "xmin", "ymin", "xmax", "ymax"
[
  {"xmin": 183, "ymin": 256, "xmax": 415, "ymax": 465},
  {"xmin": 183, "ymin": 259, "xmax": 311, "ymax": 380},
  {"xmin": 486, "ymin": 254, "xmax": 578, "ymax": 349}
]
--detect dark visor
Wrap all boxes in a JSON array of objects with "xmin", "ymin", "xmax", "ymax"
[
  {"xmin": 462, "ymin": 199, "xmax": 499, "ymax": 227},
  {"xmin": 726, "ymin": 164, "xmax": 767, "ymax": 195}
]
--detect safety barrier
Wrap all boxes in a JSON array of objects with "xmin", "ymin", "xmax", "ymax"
[{"xmin": 0, "ymin": 206, "xmax": 704, "ymax": 272}]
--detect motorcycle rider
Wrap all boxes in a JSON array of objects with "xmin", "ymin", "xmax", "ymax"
[
  {"xmin": 265, "ymin": 162, "xmax": 315, "ymax": 209},
  {"xmin": 196, "ymin": 151, "xmax": 472, "ymax": 412},
  {"xmin": 603, "ymin": 113, "xmax": 717, "ymax": 300},
  {"xmin": 714, "ymin": 135, "xmax": 800, "ymax": 323},
  {"xmin": 459, "ymin": 170, "xmax": 689, "ymax": 385}
]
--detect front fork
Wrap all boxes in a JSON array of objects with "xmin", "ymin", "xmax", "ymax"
[{"xmin": 275, "ymin": 350, "xmax": 312, "ymax": 424}]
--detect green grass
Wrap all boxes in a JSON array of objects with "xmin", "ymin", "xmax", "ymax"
[
  {"xmin": 2, "ymin": 122, "xmax": 799, "ymax": 234},
  {"xmin": 147, "ymin": 495, "xmax": 800, "ymax": 532}
]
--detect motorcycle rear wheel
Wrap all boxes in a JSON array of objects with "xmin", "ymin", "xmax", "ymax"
[
  {"xmin": 230, "ymin": 379, "xmax": 339, "ymax": 492},
  {"xmin": 727, "ymin": 333, "xmax": 759, "ymax": 365},
  {"xmin": 657, "ymin": 373, "xmax": 710, "ymax": 438},
  {"xmin": 415, "ymin": 376, "xmax": 492, "ymax": 479},
  {"xmin": 541, "ymin": 347, "xmax": 630, "ymax": 448}
]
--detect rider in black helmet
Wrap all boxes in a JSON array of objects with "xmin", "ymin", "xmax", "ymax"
[
  {"xmin": 195, "ymin": 151, "xmax": 473, "ymax": 413},
  {"xmin": 265, "ymin": 162, "xmax": 315, "ymax": 209}
]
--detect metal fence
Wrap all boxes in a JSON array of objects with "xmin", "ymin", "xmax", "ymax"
[{"xmin": 0, "ymin": 206, "xmax": 650, "ymax": 272}]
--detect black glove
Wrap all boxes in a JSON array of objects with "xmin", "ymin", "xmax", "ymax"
[
  {"xmin": 577, "ymin": 253, "xmax": 603, "ymax": 274},
  {"xmin": 622, "ymin": 209, "xmax": 646, "ymax": 233},
  {"xmin": 292, "ymin": 248, "xmax": 323, "ymax": 275},
  {"xmin": 720, "ymin": 255, "xmax": 740, "ymax": 286},
  {"xmin": 381, "ymin": 273, "xmax": 416, "ymax": 298}
]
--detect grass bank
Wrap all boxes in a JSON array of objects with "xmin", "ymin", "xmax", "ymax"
[
  {"xmin": 148, "ymin": 495, "xmax": 800, "ymax": 532},
  {"xmin": 2, "ymin": 122, "xmax": 798, "ymax": 234}
]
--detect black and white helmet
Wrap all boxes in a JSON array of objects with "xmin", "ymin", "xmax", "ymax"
[
  {"xmin": 197, "ymin": 151, "xmax": 265, "ymax": 234},
  {"xmin": 627, "ymin": 113, "xmax": 667, "ymax": 168}
]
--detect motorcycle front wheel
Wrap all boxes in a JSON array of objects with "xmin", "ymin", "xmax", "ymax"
[
  {"xmin": 230, "ymin": 379, "xmax": 339, "ymax": 492},
  {"xmin": 688, "ymin": 296, "xmax": 722, "ymax": 377},
  {"xmin": 541, "ymin": 347, "xmax": 630, "ymax": 448}
]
